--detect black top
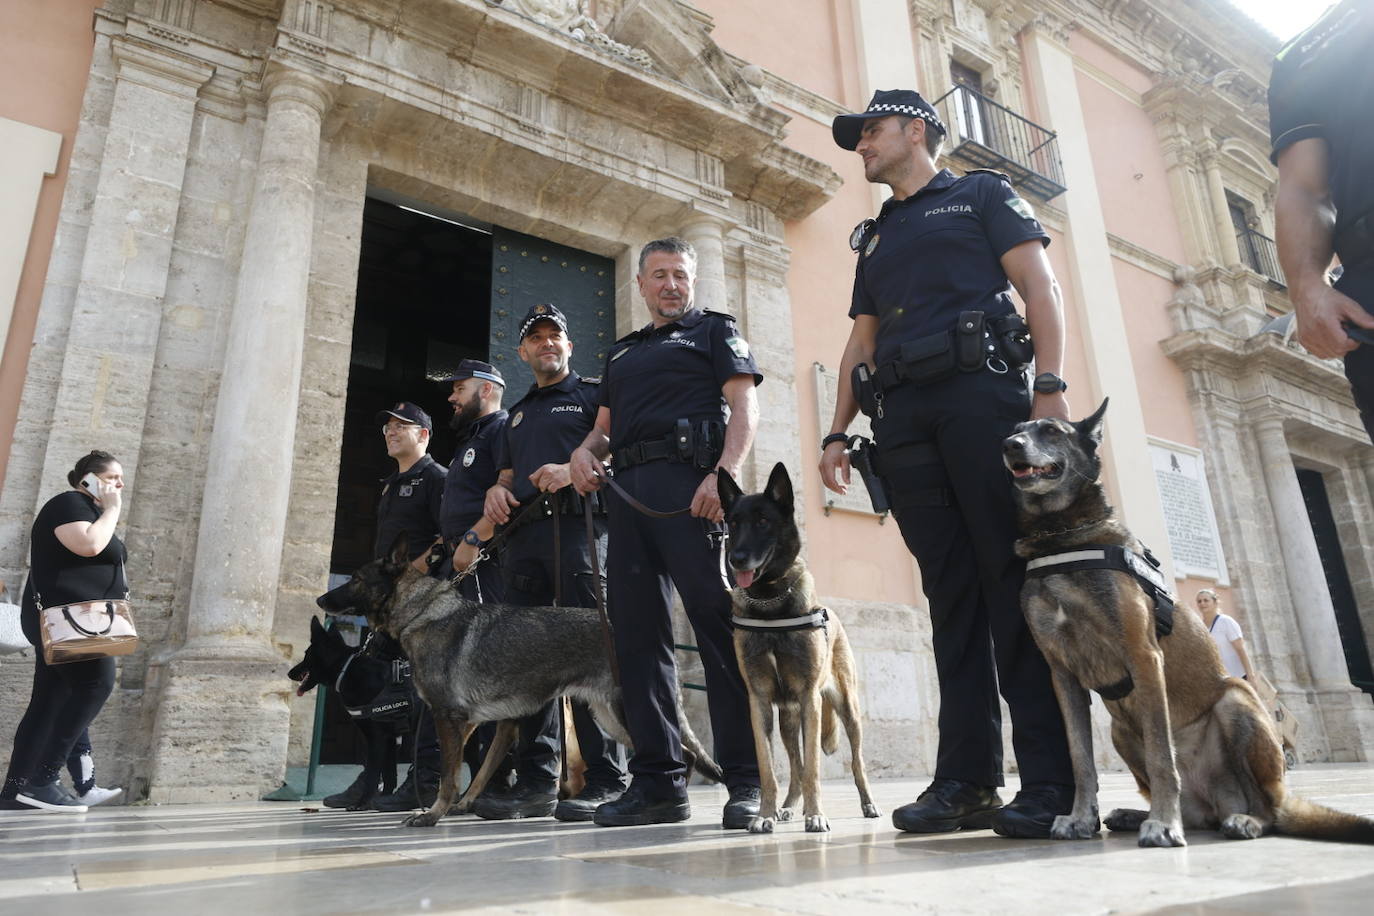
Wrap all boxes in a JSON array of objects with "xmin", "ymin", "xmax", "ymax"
[
  {"xmin": 373, "ymin": 453, "xmax": 446, "ymax": 561},
  {"xmin": 1269, "ymin": 0, "xmax": 1374, "ymax": 263},
  {"xmin": 441, "ymin": 409, "xmax": 509, "ymax": 541},
  {"xmin": 496, "ymin": 371, "xmax": 600, "ymax": 504},
  {"xmin": 849, "ymin": 168, "xmax": 1049, "ymax": 367},
  {"xmin": 22, "ymin": 490, "xmax": 128, "ymax": 632},
  {"xmin": 598, "ymin": 308, "xmax": 761, "ymax": 451}
]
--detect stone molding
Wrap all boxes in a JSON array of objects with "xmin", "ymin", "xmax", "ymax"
[{"xmin": 110, "ymin": 34, "xmax": 216, "ymax": 97}]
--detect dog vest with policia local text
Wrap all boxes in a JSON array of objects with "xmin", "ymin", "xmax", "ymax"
[{"xmin": 1023, "ymin": 545, "xmax": 1176, "ymax": 639}]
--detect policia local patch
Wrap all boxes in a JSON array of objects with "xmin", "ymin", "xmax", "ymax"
[{"xmin": 1006, "ymin": 197, "xmax": 1036, "ymax": 221}]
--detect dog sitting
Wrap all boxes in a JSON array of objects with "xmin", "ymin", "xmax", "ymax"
[
  {"xmin": 718, "ymin": 462, "xmax": 879, "ymax": 833},
  {"xmin": 1004, "ymin": 399, "xmax": 1374, "ymax": 846},
  {"xmin": 316, "ymin": 534, "xmax": 723, "ymax": 827}
]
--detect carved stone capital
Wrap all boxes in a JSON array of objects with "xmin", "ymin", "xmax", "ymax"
[
  {"xmin": 110, "ymin": 34, "xmax": 215, "ymax": 98},
  {"xmin": 262, "ymin": 62, "xmax": 337, "ymax": 117}
]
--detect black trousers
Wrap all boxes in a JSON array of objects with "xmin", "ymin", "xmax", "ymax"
[
  {"xmin": 606, "ymin": 462, "xmax": 759, "ymax": 792},
  {"xmin": 873, "ymin": 369, "xmax": 1071, "ymax": 788},
  {"xmin": 502, "ymin": 513, "xmax": 626, "ymax": 791},
  {"xmin": 1338, "ymin": 265, "xmax": 1374, "ymax": 443}
]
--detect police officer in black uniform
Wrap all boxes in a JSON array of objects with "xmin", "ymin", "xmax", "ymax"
[
  {"xmin": 478, "ymin": 304, "xmax": 628, "ymax": 822},
  {"xmin": 820, "ymin": 89, "xmax": 1074, "ymax": 838},
  {"xmin": 437, "ymin": 360, "xmax": 508, "ymax": 601},
  {"xmin": 1271, "ymin": 0, "xmax": 1374, "ymax": 442},
  {"xmin": 570, "ymin": 237, "xmax": 762, "ymax": 828},
  {"xmin": 367, "ymin": 401, "xmax": 447, "ymax": 812}
]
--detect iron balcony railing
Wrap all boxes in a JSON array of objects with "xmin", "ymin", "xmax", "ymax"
[
  {"xmin": 931, "ymin": 84, "xmax": 1066, "ymax": 200},
  {"xmin": 1238, "ymin": 227, "xmax": 1287, "ymax": 287}
]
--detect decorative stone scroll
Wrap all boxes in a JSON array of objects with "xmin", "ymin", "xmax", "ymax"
[
  {"xmin": 501, "ymin": 0, "xmax": 653, "ymax": 69},
  {"xmin": 1149, "ymin": 439, "xmax": 1229, "ymax": 584}
]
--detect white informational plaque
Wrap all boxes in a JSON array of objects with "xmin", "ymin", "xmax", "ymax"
[
  {"xmin": 813, "ymin": 363, "xmax": 884, "ymax": 518},
  {"xmin": 1149, "ymin": 439, "xmax": 1229, "ymax": 585}
]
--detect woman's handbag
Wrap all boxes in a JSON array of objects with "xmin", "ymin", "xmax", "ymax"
[{"xmin": 36, "ymin": 593, "xmax": 137, "ymax": 665}]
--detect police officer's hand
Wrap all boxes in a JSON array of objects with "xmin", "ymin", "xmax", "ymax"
[
  {"xmin": 1030, "ymin": 391, "xmax": 1071, "ymax": 422},
  {"xmin": 820, "ymin": 441, "xmax": 851, "ymax": 495},
  {"xmin": 484, "ymin": 483, "xmax": 519, "ymax": 526},
  {"xmin": 1295, "ymin": 284, "xmax": 1374, "ymax": 359},
  {"xmin": 530, "ymin": 462, "xmax": 572, "ymax": 493},
  {"xmin": 691, "ymin": 472, "xmax": 724, "ymax": 522},
  {"xmin": 569, "ymin": 446, "xmax": 604, "ymax": 494},
  {"xmin": 452, "ymin": 541, "xmax": 479, "ymax": 575}
]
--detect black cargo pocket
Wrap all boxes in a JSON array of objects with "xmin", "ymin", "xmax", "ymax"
[{"xmin": 900, "ymin": 331, "xmax": 957, "ymax": 385}]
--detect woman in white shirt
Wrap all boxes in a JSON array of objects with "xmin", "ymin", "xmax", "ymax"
[{"xmin": 1196, "ymin": 589, "xmax": 1257, "ymax": 681}]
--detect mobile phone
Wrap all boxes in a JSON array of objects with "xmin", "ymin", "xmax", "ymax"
[
  {"xmin": 80, "ymin": 472, "xmax": 102, "ymax": 497},
  {"xmin": 1345, "ymin": 324, "xmax": 1374, "ymax": 347}
]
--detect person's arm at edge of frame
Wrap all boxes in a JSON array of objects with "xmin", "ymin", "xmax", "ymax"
[
  {"xmin": 1232, "ymin": 633, "xmax": 1259, "ymax": 683},
  {"xmin": 1002, "ymin": 239, "xmax": 1069, "ymax": 421},
  {"xmin": 819, "ymin": 314, "xmax": 878, "ymax": 496},
  {"xmin": 570, "ymin": 406, "xmax": 613, "ymax": 494},
  {"xmin": 1275, "ymin": 137, "xmax": 1374, "ymax": 358},
  {"xmin": 691, "ymin": 374, "xmax": 759, "ymax": 521}
]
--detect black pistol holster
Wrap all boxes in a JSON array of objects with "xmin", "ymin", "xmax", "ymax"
[
  {"xmin": 989, "ymin": 311, "xmax": 1034, "ymax": 368},
  {"xmin": 847, "ymin": 434, "xmax": 891, "ymax": 514},
  {"xmin": 853, "ymin": 362, "xmax": 882, "ymax": 419}
]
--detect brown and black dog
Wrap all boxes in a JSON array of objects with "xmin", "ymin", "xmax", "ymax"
[
  {"xmin": 718, "ymin": 463, "xmax": 879, "ymax": 833},
  {"xmin": 1004, "ymin": 400, "xmax": 1374, "ymax": 846}
]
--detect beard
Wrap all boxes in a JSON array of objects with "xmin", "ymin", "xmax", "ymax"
[{"xmin": 448, "ymin": 393, "xmax": 483, "ymax": 436}]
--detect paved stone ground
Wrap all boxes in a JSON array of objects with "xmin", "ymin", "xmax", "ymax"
[{"xmin": 2, "ymin": 764, "xmax": 1372, "ymax": 914}]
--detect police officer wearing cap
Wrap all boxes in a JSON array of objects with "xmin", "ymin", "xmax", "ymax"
[
  {"xmin": 437, "ymin": 359, "xmax": 508, "ymax": 601},
  {"xmin": 478, "ymin": 303, "xmax": 628, "ymax": 822},
  {"xmin": 1271, "ymin": 1, "xmax": 1374, "ymax": 442},
  {"xmin": 820, "ymin": 89, "xmax": 1074, "ymax": 838},
  {"xmin": 570, "ymin": 236, "xmax": 762, "ymax": 829},
  {"xmin": 367, "ymin": 400, "xmax": 447, "ymax": 812}
]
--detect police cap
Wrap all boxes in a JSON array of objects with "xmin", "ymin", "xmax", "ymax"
[{"xmin": 833, "ymin": 88, "xmax": 947, "ymax": 151}]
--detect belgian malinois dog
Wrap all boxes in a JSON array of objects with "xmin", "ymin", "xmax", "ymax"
[
  {"xmin": 317, "ymin": 535, "xmax": 722, "ymax": 827},
  {"xmin": 1004, "ymin": 400, "xmax": 1374, "ymax": 846},
  {"xmin": 718, "ymin": 463, "xmax": 879, "ymax": 833}
]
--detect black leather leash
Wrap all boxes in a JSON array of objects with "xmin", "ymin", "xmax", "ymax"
[
  {"xmin": 584, "ymin": 490, "xmax": 622, "ymax": 691},
  {"xmin": 448, "ymin": 491, "xmax": 553, "ymax": 586},
  {"xmin": 595, "ymin": 468, "xmax": 692, "ymax": 519}
]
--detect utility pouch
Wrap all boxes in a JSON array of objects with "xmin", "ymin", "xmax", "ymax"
[
  {"xmin": 899, "ymin": 331, "xmax": 957, "ymax": 385},
  {"xmin": 955, "ymin": 310, "xmax": 985, "ymax": 372},
  {"xmin": 847, "ymin": 435, "xmax": 891, "ymax": 514},
  {"xmin": 990, "ymin": 311, "xmax": 1034, "ymax": 367},
  {"xmin": 852, "ymin": 362, "xmax": 880, "ymax": 418},
  {"xmin": 674, "ymin": 418, "xmax": 694, "ymax": 464},
  {"xmin": 695, "ymin": 419, "xmax": 724, "ymax": 471}
]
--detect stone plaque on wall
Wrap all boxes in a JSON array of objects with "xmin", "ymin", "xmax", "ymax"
[
  {"xmin": 813, "ymin": 363, "xmax": 884, "ymax": 518},
  {"xmin": 1149, "ymin": 440, "xmax": 1229, "ymax": 584}
]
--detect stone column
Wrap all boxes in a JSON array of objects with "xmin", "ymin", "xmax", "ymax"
[
  {"xmin": 1200, "ymin": 144, "xmax": 1243, "ymax": 269},
  {"xmin": 681, "ymin": 215, "xmax": 727, "ymax": 314},
  {"xmin": 148, "ymin": 65, "xmax": 335, "ymax": 802}
]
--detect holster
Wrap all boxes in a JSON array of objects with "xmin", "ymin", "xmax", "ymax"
[
  {"xmin": 989, "ymin": 311, "xmax": 1034, "ymax": 367},
  {"xmin": 852, "ymin": 362, "xmax": 879, "ymax": 418},
  {"xmin": 847, "ymin": 435, "xmax": 891, "ymax": 514},
  {"xmin": 1337, "ymin": 211, "xmax": 1374, "ymax": 270}
]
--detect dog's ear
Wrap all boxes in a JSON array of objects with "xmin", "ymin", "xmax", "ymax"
[
  {"xmin": 310, "ymin": 615, "xmax": 325, "ymax": 638},
  {"xmin": 1077, "ymin": 398, "xmax": 1109, "ymax": 450},
  {"xmin": 385, "ymin": 532, "xmax": 410, "ymax": 571},
  {"xmin": 717, "ymin": 468, "xmax": 742, "ymax": 515},
  {"xmin": 765, "ymin": 462, "xmax": 793, "ymax": 514}
]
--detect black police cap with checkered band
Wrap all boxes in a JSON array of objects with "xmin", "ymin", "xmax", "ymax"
[{"xmin": 832, "ymin": 89, "xmax": 947, "ymax": 151}]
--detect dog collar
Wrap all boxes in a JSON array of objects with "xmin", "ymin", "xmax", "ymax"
[
  {"xmin": 1024, "ymin": 545, "xmax": 1175, "ymax": 638},
  {"xmin": 731, "ymin": 607, "xmax": 829, "ymax": 632}
]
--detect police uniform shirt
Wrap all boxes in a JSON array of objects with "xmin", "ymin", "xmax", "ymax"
[
  {"xmin": 850, "ymin": 168, "xmax": 1050, "ymax": 367},
  {"xmin": 1269, "ymin": 0, "xmax": 1374, "ymax": 260},
  {"xmin": 373, "ymin": 453, "xmax": 446, "ymax": 561},
  {"xmin": 440, "ymin": 409, "xmax": 509, "ymax": 542},
  {"xmin": 598, "ymin": 307, "xmax": 762, "ymax": 451},
  {"xmin": 495, "ymin": 371, "xmax": 600, "ymax": 504}
]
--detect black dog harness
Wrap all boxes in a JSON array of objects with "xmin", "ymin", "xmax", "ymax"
[
  {"xmin": 731, "ymin": 604, "xmax": 829, "ymax": 633},
  {"xmin": 1024, "ymin": 544, "xmax": 1176, "ymax": 639},
  {"xmin": 336, "ymin": 634, "xmax": 412, "ymax": 723}
]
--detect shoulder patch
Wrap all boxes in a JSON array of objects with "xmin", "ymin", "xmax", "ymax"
[
  {"xmin": 725, "ymin": 336, "xmax": 750, "ymax": 359},
  {"xmin": 1006, "ymin": 197, "xmax": 1036, "ymax": 221}
]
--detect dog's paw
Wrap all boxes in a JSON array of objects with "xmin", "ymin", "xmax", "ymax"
[
  {"xmin": 775, "ymin": 807, "xmax": 794, "ymax": 822},
  {"xmin": 861, "ymin": 803, "xmax": 879, "ymax": 819},
  {"xmin": 747, "ymin": 816, "xmax": 775, "ymax": 834},
  {"xmin": 1137, "ymin": 819, "xmax": 1186, "ymax": 848},
  {"xmin": 1104, "ymin": 807, "xmax": 1148, "ymax": 832},
  {"xmin": 1220, "ymin": 813, "xmax": 1264, "ymax": 840},
  {"xmin": 402, "ymin": 810, "xmax": 442, "ymax": 828},
  {"xmin": 1050, "ymin": 814, "xmax": 1100, "ymax": 840},
  {"xmin": 805, "ymin": 815, "xmax": 830, "ymax": 833}
]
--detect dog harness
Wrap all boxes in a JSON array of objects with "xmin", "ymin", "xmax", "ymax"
[
  {"xmin": 1024, "ymin": 545, "xmax": 1176, "ymax": 639},
  {"xmin": 731, "ymin": 605, "xmax": 829, "ymax": 633},
  {"xmin": 336, "ymin": 634, "xmax": 412, "ymax": 723}
]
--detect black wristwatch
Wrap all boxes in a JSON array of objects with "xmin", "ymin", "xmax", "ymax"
[
  {"xmin": 1032, "ymin": 372, "xmax": 1068, "ymax": 394},
  {"xmin": 821, "ymin": 432, "xmax": 849, "ymax": 451},
  {"xmin": 462, "ymin": 529, "xmax": 485, "ymax": 547}
]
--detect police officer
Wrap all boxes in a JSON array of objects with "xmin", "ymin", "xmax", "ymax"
[
  {"xmin": 367, "ymin": 401, "xmax": 446, "ymax": 812},
  {"xmin": 437, "ymin": 359, "xmax": 508, "ymax": 601},
  {"xmin": 1271, "ymin": 0, "xmax": 1374, "ymax": 442},
  {"xmin": 570, "ymin": 237, "xmax": 762, "ymax": 829},
  {"xmin": 819, "ymin": 89, "xmax": 1074, "ymax": 837},
  {"xmin": 479, "ymin": 304, "xmax": 628, "ymax": 822}
]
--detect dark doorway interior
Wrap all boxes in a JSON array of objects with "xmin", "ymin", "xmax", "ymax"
[{"xmin": 1297, "ymin": 467, "xmax": 1374, "ymax": 696}]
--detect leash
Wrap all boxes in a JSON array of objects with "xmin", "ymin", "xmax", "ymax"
[
  {"xmin": 448, "ymin": 491, "xmax": 554, "ymax": 586},
  {"xmin": 584, "ymin": 491, "xmax": 622, "ymax": 691},
  {"xmin": 594, "ymin": 468, "xmax": 692, "ymax": 519}
]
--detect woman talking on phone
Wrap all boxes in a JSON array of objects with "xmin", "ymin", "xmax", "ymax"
[{"xmin": 0, "ymin": 451, "xmax": 127, "ymax": 812}]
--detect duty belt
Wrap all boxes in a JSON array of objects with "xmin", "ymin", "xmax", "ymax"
[
  {"xmin": 499, "ymin": 488, "xmax": 606, "ymax": 538},
  {"xmin": 612, "ymin": 418, "xmax": 723, "ymax": 473},
  {"xmin": 1024, "ymin": 544, "xmax": 1175, "ymax": 639}
]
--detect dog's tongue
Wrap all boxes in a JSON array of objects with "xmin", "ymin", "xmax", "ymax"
[
  {"xmin": 295, "ymin": 678, "xmax": 308, "ymax": 697},
  {"xmin": 735, "ymin": 568, "xmax": 756, "ymax": 589}
]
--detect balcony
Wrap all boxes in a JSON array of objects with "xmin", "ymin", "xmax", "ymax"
[
  {"xmin": 1237, "ymin": 227, "xmax": 1287, "ymax": 287},
  {"xmin": 931, "ymin": 85, "xmax": 1066, "ymax": 201}
]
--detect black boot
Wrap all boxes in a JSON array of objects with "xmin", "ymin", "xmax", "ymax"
[
  {"xmin": 474, "ymin": 780, "xmax": 557, "ymax": 820},
  {"xmin": 370, "ymin": 769, "xmax": 420, "ymax": 812},
  {"xmin": 593, "ymin": 779, "xmax": 690, "ymax": 827},
  {"xmin": 324, "ymin": 770, "xmax": 378, "ymax": 810},
  {"xmin": 722, "ymin": 784, "xmax": 761, "ymax": 830},
  {"xmin": 991, "ymin": 783, "xmax": 1077, "ymax": 839},
  {"xmin": 892, "ymin": 778, "xmax": 1003, "ymax": 833}
]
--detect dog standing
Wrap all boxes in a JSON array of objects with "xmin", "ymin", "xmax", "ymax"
[
  {"xmin": 316, "ymin": 535, "xmax": 722, "ymax": 827},
  {"xmin": 718, "ymin": 463, "xmax": 878, "ymax": 833},
  {"xmin": 1004, "ymin": 400, "xmax": 1374, "ymax": 846}
]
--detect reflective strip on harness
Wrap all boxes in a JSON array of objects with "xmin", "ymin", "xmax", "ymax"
[
  {"xmin": 1024, "ymin": 545, "xmax": 1176, "ymax": 638},
  {"xmin": 732, "ymin": 608, "xmax": 829, "ymax": 632}
]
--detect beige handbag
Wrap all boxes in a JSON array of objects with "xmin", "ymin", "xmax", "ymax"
[{"xmin": 36, "ymin": 582, "xmax": 138, "ymax": 665}]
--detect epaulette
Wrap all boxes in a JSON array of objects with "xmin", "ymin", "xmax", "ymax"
[
  {"xmin": 702, "ymin": 309, "xmax": 739, "ymax": 323},
  {"xmin": 580, "ymin": 375, "xmax": 601, "ymax": 385},
  {"xmin": 964, "ymin": 168, "xmax": 1013, "ymax": 184}
]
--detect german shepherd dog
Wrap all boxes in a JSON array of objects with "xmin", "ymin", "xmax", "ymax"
[
  {"xmin": 288, "ymin": 617, "xmax": 407, "ymax": 810},
  {"xmin": 316, "ymin": 535, "xmax": 723, "ymax": 827},
  {"xmin": 1004, "ymin": 400, "xmax": 1374, "ymax": 846},
  {"xmin": 717, "ymin": 463, "xmax": 878, "ymax": 833}
]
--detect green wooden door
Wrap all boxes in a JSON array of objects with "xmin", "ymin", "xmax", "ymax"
[{"xmin": 489, "ymin": 228, "xmax": 616, "ymax": 394}]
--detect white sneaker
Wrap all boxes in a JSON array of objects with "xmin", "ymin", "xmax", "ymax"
[{"xmin": 75, "ymin": 785, "xmax": 123, "ymax": 806}]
